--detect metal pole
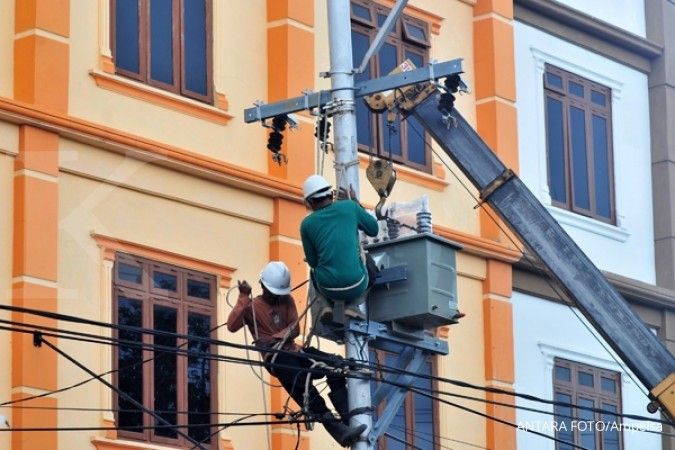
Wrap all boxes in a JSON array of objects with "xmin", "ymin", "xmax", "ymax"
[
  {"xmin": 327, "ymin": 1, "xmax": 372, "ymax": 449},
  {"xmin": 328, "ymin": 0, "xmax": 360, "ymax": 194}
]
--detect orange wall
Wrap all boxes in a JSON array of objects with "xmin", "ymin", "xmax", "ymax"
[
  {"xmin": 266, "ymin": 1, "xmax": 314, "ymax": 449},
  {"xmin": 11, "ymin": 0, "xmax": 69, "ymax": 448},
  {"xmin": 473, "ymin": 1, "xmax": 518, "ymax": 448}
]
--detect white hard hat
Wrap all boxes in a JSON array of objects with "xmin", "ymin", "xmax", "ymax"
[
  {"xmin": 259, "ymin": 261, "xmax": 291, "ymax": 295},
  {"xmin": 303, "ymin": 175, "xmax": 332, "ymax": 201}
]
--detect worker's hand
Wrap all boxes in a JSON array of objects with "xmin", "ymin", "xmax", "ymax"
[
  {"xmin": 337, "ymin": 184, "xmax": 357, "ymax": 200},
  {"xmin": 238, "ymin": 280, "xmax": 252, "ymax": 296}
]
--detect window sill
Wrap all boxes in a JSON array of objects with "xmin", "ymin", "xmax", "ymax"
[
  {"xmin": 358, "ymin": 155, "xmax": 449, "ymax": 191},
  {"xmin": 547, "ymin": 205, "xmax": 629, "ymax": 243},
  {"xmin": 92, "ymin": 436, "xmax": 233, "ymax": 450},
  {"xmin": 91, "ymin": 437, "xmax": 181, "ymax": 450},
  {"xmin": 89, "ymin": 70, "xmax": 233, "ymax": 126}
]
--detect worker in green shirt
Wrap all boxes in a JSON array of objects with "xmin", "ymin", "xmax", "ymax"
[{"xmin": 300, "ymin": 175, "xmax": 379, "ymax": 320}]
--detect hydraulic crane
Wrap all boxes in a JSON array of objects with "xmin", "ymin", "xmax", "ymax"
[{"xmin": 403, "ymin": 78, "xmax": 675, "ymax": 419}]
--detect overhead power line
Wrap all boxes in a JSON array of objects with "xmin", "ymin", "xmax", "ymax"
[{"xmin": 0, "ymin": 315, "xmax": 670, "ymax": 428}]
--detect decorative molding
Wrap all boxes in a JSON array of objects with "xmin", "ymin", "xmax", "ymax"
[
  {"xmin": 515, "ymin": 0, "xmax": 662, "ymax": 73},
  {"xmin": 100, "ymin": 259, "xmax": 115, "ymax": 426},
  {"xmin": 547, "ymin": 206, "xmax": 630, "ymax": 243},
  {"xmin": 538, "ymin": 341, "xmax": 634, "ymax": 387},
  {"xmin": 374, "ymin": 0, "xmax": 444, "ymax": 35},
  {"xmin": 527, "ymin": 47, "xmax": 631, "ymax": 243},
  {"xmin": 90, "ymin": 70, "xmax": 233, "ymax": 125},
  {"xmin": 515, "ymin": 0, "xmax": 662, "ymax": 59},
  {"xmin": 92, "ymin": 437, "xmax": 197, "ymax": 450},
  {"xmin": 98, "ymin": 0, "xmax": 112, "ymax": 59},
  {"xmin": 91, "ymin": 233, "xmax": 235, "ymax": 288},
  {"xmin": 0, "ymin": 96, "xmax": 304, "ymax": 201},
  {"xmin": 434, "ymin": 224, "xmax": 522, "ymax": 263},
  {"xmin": 100, "ymin": 55, "xmax": 114, "ymax": 74}
]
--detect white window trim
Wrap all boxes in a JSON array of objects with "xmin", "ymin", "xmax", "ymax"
[{"xmin": 529, "ymin": 47, "xmax": 630, "ymax": 243}]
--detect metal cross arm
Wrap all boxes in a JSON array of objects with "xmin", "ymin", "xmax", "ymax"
[
  {"xmin": 368, "ymin": 347, "xmax": 428, "ymax": 446},
  {"xmin": 243, "ymin": 58, "xmax": 464, "ymax": 123}
]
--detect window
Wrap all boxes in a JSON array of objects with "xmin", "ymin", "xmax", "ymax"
[
  {"xmin": 371, "ymin": 350, "xmax": 437, "ymax": 450},
  {"xmin": 553, "ymin": 358, "xmax": 623, "ymax": 450},
  {"xmin": 111, "ymin": 0, "xmax": 213, "ymax": 103},
  {"xmin": 113, "ymin": 253, "xmax": 217, "ymax": 447},
  {"xmin": 544, "ymin": 64, "xmax": 615, "ymax": 223},
  {"xmin": 351, "ymin": 0, "xmax": 432, "ymax": 173}
]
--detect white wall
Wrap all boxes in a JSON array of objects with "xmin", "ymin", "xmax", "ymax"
[
  {"xmin": 554, "ymin": 0, "xmax": 646, "ymax": 37},
  {"xmin": 513, "ymin": 292, "xmax": 661, "ymax": 450},
  {"xmin": 514, "ymin": 21, "xmax": 655, "ymax": 283}
]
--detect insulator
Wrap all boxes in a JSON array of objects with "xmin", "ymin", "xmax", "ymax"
[
  {"xmin": 267, "ymin": 130, "xmax": 283, "ymax": 152},
  {"xmin": 444, "ymin": 74, "xmax": 461, "ymax": 93},
  {"xmin": 437, "ymin": 92, "xmax": 456, "ymax": 115},
  {"xmin": 271, "ymin": 114, "xmax": 288, "ymax": 132},
  {"xmin": 314, "ymin": 117, "xmax": 331, "ymax": 142},
  {"xmin": 416, "ymin": 211, "xmax": 432, "ymax": 234}
]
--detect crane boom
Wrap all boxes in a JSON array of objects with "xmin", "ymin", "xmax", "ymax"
[{"xmin": 410, "ymin": 91, "xmax": 675, "ymax": 417}]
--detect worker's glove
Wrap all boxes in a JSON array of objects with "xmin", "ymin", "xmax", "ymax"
[
  {"xmin": 337, "ymin": 185, "xmax": 357, "ymax": 201},
  {"xmin": 238, "ymin": 280, "xmax": 252, "ymax": 296}
]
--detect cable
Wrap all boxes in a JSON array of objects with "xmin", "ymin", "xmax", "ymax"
[
  {"xmin": 406, "ymin": 385, "xmax": 592, "ymax": 450},
  {"xmin": 0, "ymin": 318, "xmax": 230, "ymax": 409},
  {"xmin": 384, "ymin": 431, "xmax": 427, "ymax": 450},
  {"xmin": 2, "ymin": 307, "xmax": 670, "ymax": 430},
  {"xmin": 37, "ymin": 335, "xmax": 208, "ymax": 450},
  {"xmin": 389, "ymin": 424, "xmax": 489, "ymax": 450},
  {"xmin": 187, "ymin": 413, "xmax": 259, "ymax": 450},
  {"xmin": 1, "ymin": 316, "xmax": 670, "ymax": 428},
  {"xmin": 0, "ymin": 418, "xmax": 315, "ymax": 433}
]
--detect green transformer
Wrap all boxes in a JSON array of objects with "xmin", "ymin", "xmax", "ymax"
[{"xmin": 366, "ymin": 232, "xmax": 462, "ymax": 329}]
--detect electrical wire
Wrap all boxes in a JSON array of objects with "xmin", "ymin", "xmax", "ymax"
[
  {"xmin": 384, "ymin": 431, "xmax": 427, "ymax": 450},
  {"xmin": 0, "ymin": 318, "xmax": 230, "ymax": 408},
  {"xmin": 39, "ymin": 336, "xmax": 208, "ymax": 450},
  {"xmin": 407, "ymin": 385, "xmax": 592, "ymax": 450},
  {"xmin": 2, "ymin": 296, "xmax": 670, "ymax": 429},
  {"xmin": 406, "ymin": 118, "xmax": 653, "ymax": 397},
  {"xmin": 187, "ymin": 413, "xmax": 259, "ymax": 450},
  {"xmin": 4, "ymin": 320, "xmax": 673, "ymax": 448},
  {"xmin": 0, "ymin": 315, "xmax": 670, "ymax": 428},
  {"xmin": 0, "ymin": 418, "xmax": 314, "ymax": 433},
  {"xmin": 389, "ymin": 424, "xmax": 489, "ymax": 450}
]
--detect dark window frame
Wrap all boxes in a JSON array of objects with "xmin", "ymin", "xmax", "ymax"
[
  {"xmin": 544, "ymin": 64, "xmax": 616, "ymax": 224},
  {"xmin": 351, "ymin": 0, "xmax": 433, "ymax": 173},
  {"xmin": 110, "ymin": 0, "xmax": 214, "ymax": 104},
  {"xmin": 112, "ymin": 252, "xmax": 217, "ymax": 448},
  {"xmin": 371, "ymin": 349, "xmax": 439, "ymax": 450},
  {"xmin": 553, "ymin": 358, "xmax": 624, "ymax": 450}
]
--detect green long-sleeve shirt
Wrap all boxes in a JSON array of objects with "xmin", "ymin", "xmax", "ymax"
[{"xmin": 300, "ymin": 200, "xmax": 379, "ymax": 298}]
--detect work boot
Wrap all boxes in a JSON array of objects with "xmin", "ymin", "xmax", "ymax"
[
  {"xmin": 328, "ymin": 390, "xmax": 350, "ymax": 425},
  {"xmin": 321, "ymin": 412, "xmax": 366, "ymax": 447}
]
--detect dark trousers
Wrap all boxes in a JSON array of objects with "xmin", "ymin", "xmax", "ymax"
[{"xmin": 265, "ymin": 347, "xmax": 346, "ymax": 418}]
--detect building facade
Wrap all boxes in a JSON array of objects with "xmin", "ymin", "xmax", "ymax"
[
  {"xmin": 0, "ymin": 1, "xmax": 523, "ymax": 450},
  {"xmin": 2, "ymin": 1, "xmax": 672, "ymax": 450},
  {"xmin": 512, "ymin": 0, "xmax": 675, "ymax": 449}
]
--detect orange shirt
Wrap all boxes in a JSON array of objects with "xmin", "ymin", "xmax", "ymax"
[{"xmin": 227, "ymin": 292, "xmax": 300, "ymax": 353}]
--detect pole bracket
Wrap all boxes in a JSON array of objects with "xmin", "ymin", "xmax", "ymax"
[{"xmin": 479, "ymin": 168, "xmax": 515, "ymax": 203}]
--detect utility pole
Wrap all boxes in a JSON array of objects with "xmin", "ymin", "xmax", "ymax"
[{"xmin": 326, "ymin": 1, "xmax": 372, "ymax": 449}]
